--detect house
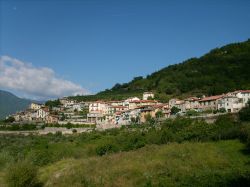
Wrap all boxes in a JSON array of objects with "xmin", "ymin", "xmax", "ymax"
[
  {"xmin": 115, "ymin": 108, "xmax": 141, "ymax": 125},
  {"xmin": 46, "ymin": 115, "xmax": 59, "ymax": 124},
  {"xmin": 143, "ymin": 92, "xmax": 154, "ymax": 100},
  {"xmin": 12, "ymin": 113, "xmax": 21, "ymax": 122},
  {"xmin": 107, "ymin": 105, "xmax": 128, "ymax": 115},
  {"xmin": 128, "ymin": 100, "xmax": 158, "ymax": 110},
  {"xmin": 89, "ymin": 101, "xmax": 108, "ymax": 114},
  {"xmin": 199, "ymin": 95, "xmax": 223, "ymax": 111},
  {"xmin": 152, "ymin": 104, "xmax": 171, "ymax": 118},
  {"xmin": 72, "ymin": 103, "xmax": 84, "ymax": 112},
  {"xmin": 108, "ymin": 100, "xmax": 125, "ymax": 107},
  {"xmin": 168, "ymin": 99, "xmax": 186, "ymax": 112},
  {"xmin": 139, "ymin": 106, "xmax": 157, "ymax": 123},
  {"xmin": 228, "ymin": 90, "xmax": 250, "ymax": 106},
  {"xmin": 87, "ymin": 112, "xmax": 104, "ymax": 123},
  {"xmin": 37, "ymin": 107, "xmax": 49, "ymax": 119},
  {"xmin": 60, "ymin": 98, "xmax": 75, "ymax": 107},
  {"xmin": 30, "ymin": 102, "xmax": 43, "ymax": 110},
  {"xmin": 217, "ymin": 95, "xmax": 243, "ymax": 113},
  {"xmin": 184, "ymin": 97, "xmax": 200, "ymax": 111}
]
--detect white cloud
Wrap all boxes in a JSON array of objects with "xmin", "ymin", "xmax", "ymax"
[{"xmin": 0, "ymin": 56, "xmax": 89, "ymax": 100}]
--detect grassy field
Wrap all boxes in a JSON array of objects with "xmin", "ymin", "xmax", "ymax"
[
  {"xmin": 0, "ymin": 115, "xmax": 250, "ymax": 186},
  {"xmin": 40, "ymin": 140, "xmax": 250, "ymax": 187}
]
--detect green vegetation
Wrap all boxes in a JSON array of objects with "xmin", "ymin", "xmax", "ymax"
[
  {"xmin": 171, "ymin": 106, "xmax": 180, "ymax": 115},
  {"xmin": 239, "ymin": 101, "xmax": 250, "ymax": 121},
  {"xmin": 4, "ymin": 116, "xmax": 15, "ymax": 123},
  {"xmin": 68, "ymin": 40, "xmax": 250, "ymax": 102},
  {"xmin": 6, "ymin": 161, "xmax": 41, "ymax": 187},
  {"xmin": 68, "ymin": 89, "xmax": 143, "ymax": 102},
  {"xmin": 0, "ymin": 112, "xmax": 250, "ymax": 186},
  {"xmin": 0, "ymin": 124, "xmax": 38, "ymax": 131},
  {"xmin": 40, "ymin": 140, "xmax": 250, "ymax": 187},
  {"xmin": 45, "ymin": 123, "xmax": 95, "ymax": 129},
  {"xmin": 45, "ymin": 99, "xmax": 62, "ymax": 109}
]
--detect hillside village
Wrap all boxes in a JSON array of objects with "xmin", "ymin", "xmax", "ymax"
[{"xmin": 7, "ymin": 90, "xmax": 250, "ymax": 129}]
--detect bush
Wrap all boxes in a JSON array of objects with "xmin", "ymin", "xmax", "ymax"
[
  {"xmin": 186, "ymin": 110, "xmax": 198, "ymax": 116},
  {"xmin": 239, "ymin": 102, "xmax": 250, "ymax": 121},
  {"xmin": 218, "ymin": 108, "xmax": 226, "ymax": 113},
  {"xmin": 6, "ymin": 161, "xmax": 42, "ymax": 187},
  {"xmin": 96, "ymin": 143, "xmax": 119, "ymax": 156},
  {"xmin": 171, "ymin": 106, "xmax": 180, "ymax": 115},
  {"xmin": 4, "ymin": 116, "xmax": 15, "ymax": 123}
]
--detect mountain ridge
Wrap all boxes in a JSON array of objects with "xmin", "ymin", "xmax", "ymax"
[{"xmin": 0, "ymin": 90, "xmax": 33, "ymax": 119}]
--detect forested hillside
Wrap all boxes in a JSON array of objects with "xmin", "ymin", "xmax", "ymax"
[{"xmin": 71, "ymin": 39, "xmax": 250, "ymax": 102}]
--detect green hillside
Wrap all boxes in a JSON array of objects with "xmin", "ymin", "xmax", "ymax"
[
  {"xmin": 0, "ymin": 90, "xmax": 32, "ymax": 119},
  {"xmin": 71, "ymin": 39, "xmax": 250, "ymax": 102}
]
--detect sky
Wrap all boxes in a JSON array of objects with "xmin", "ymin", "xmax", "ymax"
[{"xmin": 0, "ymin": 0, "xmax": 250, "ymax": 100}]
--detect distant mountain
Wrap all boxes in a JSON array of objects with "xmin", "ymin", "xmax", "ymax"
[
  {"xmin": 0, "ymin": 90, "xmax": 32, "ymax": 119},
  {"xmin": 69, "ymin": 39, "xmax": 250, "ymax": 102}
]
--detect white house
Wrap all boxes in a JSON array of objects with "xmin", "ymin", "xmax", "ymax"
[
  {"xmin": 30, "ymin": 103, "xmax": 43, "ymax": 110},
  {"xmin": 228, "ymin": 90, "xmax": 250, "ymax": 106},
  {"xmin": 217, "ymin": 95, "xmax": 243, "ymax": 113},
  {"xmin": 37, "ymin": 108, "xmax": 49, "ymax": 119},
  {"xmin": 89, "ymin": 101, "xmax": 108, "ymax": 114},
  {"xmin": 72, "ymin": 103, "xmax": 83, "ymax": 112},
  {"xmin": 143, "ymin": 92, "xmax": 154, "ymax": 100}
]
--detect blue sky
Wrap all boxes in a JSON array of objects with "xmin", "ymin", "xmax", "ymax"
[{"xmin": 0, "ymin": 0, "xmax": 250, "ymax": 100}]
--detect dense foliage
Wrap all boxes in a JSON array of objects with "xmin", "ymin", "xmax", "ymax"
[
  {"xmin": 0, "ymin": 124, "xmax": 38, "ymax": 131},
  {"xmin": 239, "ymin": 101, "xmax": 250, "ymax": 121},
  {"xmin": 45, "ymin": 99, "xmax": 61, "ymax": 109}
]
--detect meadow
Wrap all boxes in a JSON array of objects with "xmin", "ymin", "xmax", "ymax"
[{"xmin": 0, "ymin": 114, "xmax": 250, "ymax": 187}]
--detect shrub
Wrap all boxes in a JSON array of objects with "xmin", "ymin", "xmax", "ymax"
[
  {"xmin": 171, "ymin": 106, "xmax": 180, "ymax": 115},
  {"xmin": 6, "ymin": 161, "xmax": 42, "ymax": 187},
  {"xmin": 218, "ymin": 108, "xmax": 226, "ymax": 113},
  {"xmin": 96, "ymin": 143, "xmax": 119, "ymax": 156},
  {"xmin": 186, "ymin": 110, "xmax": 198, "ymax": 116},
  {"xmin": 239, "ymin": 102, "xmax": 250, "ymax": 121},
  {"xmin": 4, "ymin": 116, "xmax": 15, "ymax": 123}
]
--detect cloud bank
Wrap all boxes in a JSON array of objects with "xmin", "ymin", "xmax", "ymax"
[{"xmin": 0, "ymin": 56, "xmax": 89, "ymax": 100}]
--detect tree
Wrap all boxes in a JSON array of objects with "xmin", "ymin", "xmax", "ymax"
[
  {"xmin": 45, "ymin": 99, "xmax": 61, "ymax": 109},
  {"xmin": 155, "ymin": 110, "xmax": 164, "ymax": 118},
  {"xmin": 145, "ymin": 114, "xmax": 155, "ymax": 124},
  {"xmin": 171, "ymin": 106, "xmax": 180, "ymax": 115},
  {"xmin": 218, "ymin": 108, "xmax": 226, "ymax": 113},
  {"xmin": 131, "ymin": 116, "xmax": 140, "ymax": 124},
  {"xmin": 239, "ymin": 101, "xmax": 250, "ymax": 121},
  {"xmin": 4, "ymin": 116, "xmax": 15, "ymax": 123}
]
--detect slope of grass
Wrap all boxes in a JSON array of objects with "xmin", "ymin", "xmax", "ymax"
[
  {"xmin": 40, "ymin": 140, "xmax": 250, "ymax": 187},
  {"xmin": 0, "ymin": 116, "xmax": 249, "ymax": 186}
]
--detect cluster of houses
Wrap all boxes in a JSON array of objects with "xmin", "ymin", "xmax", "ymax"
[
  {"xmin": 11, "ymin": 100, "xmax": 91, "ymax": 125},
  {"xmin": 9, "ymin": 90, "xmax": 250, "ymax": 128}
]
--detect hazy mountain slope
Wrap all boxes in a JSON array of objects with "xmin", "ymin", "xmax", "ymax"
[{"xmin": 0, "ymin": 90, "xmax": 32, "ymax": 119}]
